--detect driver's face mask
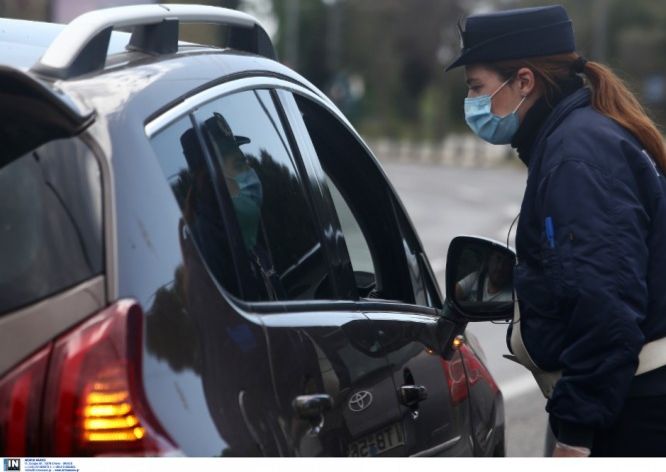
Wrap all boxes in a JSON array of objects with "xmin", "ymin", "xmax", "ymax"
[
  {"xmin": 231, "ymin": 168, "xmax": 263, "ymax": 249},
  {"xmin": 464, "ymin": 78, "xmax": 527, "ymax": 145}
]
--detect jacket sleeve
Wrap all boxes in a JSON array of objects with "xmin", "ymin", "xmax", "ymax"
[{"xmin": 535, "ymin": 157, "xmax": 649, "ymax": 448}]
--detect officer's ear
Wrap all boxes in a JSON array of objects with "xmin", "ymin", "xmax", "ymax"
[{"xmin": 515, "ymin": 67, "xmax": 536, "ymax": 97}]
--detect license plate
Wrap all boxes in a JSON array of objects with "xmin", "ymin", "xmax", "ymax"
[{"xmin": 347, "ymin": 423, "xmax": 404, "ymax": 457}]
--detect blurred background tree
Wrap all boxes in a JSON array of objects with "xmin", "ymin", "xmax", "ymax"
[
  {"xmin": 502, "ymin": 0, "xmax": 666, "ymax": 128},
  {"xmin": 272, "ymin": 0, "xmax": 470, "ymax": 139},
  {"xmin": 271, "ymin": 0, "xmax": 666, "ymax": 140},
  {"xmin": 2, "ymin": 0, "xmax": 666, "ymax": 140}
]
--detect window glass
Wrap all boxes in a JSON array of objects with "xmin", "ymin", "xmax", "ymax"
[
  {"xmin": 394, "ymin": 205, "xmax": 434, "ymax": 307},
  {"xmin": 194, "ymin": 90, "xmax": 333, "ymax": 301},
  {"xmin": 325, "ymin": 176, "xmax": 374, "ymax": 274},
  {"xmin": 324, "ymin": 174, "xmax": 380, "ymax": 298},
  {"xmin": 0, "ymin": 138, "xmax": 103, "ymax": 315},
  {"xmin": 151, "ymin": 116, "xmax": 241, "ymax": 298}
]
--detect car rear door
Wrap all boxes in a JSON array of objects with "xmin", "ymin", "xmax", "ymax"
[{"xmin": 280, "ymin": 89, "xmax": 477, "ymax": 456}]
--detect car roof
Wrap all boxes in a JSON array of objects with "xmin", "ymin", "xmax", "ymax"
[
  {"xmin": 59, "ymin": 49, "xmax": 320, "ymax": 125},
  {"xmin": 0, "ymin": 15, "xmax": 326, "ymax": 129},
  {"xmin": 0, "ymin": 18, "xmax": 132, "ymax": 70}
]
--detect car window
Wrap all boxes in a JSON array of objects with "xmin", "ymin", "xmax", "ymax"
[
  {"xmin": 327, "ymin": 165, "xmax": 437, "ymax": 306},
  {"xmin": 150, "ymin": 115, "xmax": 243, "ymax": 299},
  {"xmin": 293, "ymin": 94, "xmax": 417, "ymax": 305},
  {"xmin": 0, "ymin": 138, "xmax": 103, "ymax": 315},
  {"xmin": 324, "ymin": 174, "xmax": 378, "ymax": 296},
  {"xmin": 193, "ymin": 89, "xmax": 334, "ymax": 302}
]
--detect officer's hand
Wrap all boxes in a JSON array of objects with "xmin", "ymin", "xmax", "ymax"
[{"xmin": 553, "ymin": 442, "xmax": 590, "ymax": 457}]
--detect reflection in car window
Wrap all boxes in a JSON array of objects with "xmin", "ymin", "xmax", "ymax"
[
  {"xmin": 194, "ymin": 90, "xmax": 333, "ymax": 302},
  {"xmin": 151, "ymin": 116, "xmax": 241, "ymax": 298},
  {"xmin": 0, "ymin": 139, "xmax": 103, "ymax": 315}
]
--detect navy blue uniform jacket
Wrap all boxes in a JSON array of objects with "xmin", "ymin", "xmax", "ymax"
[{"xmin": 514, "ymin": 87, "xmax": 666, "ymax": 447}]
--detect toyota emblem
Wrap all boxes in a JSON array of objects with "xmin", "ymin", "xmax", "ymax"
[{"xmin": 348, "ymin": 391, "xmax": 373, "ymax": 412}]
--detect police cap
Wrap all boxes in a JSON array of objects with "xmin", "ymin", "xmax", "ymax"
[{"xmin": 445, "ymin": 5, "xmax": 576, "ymax": 71}]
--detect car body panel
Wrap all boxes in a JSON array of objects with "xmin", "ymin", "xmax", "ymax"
[
  {"xmin": 260, "ymin": 311, "xmax": 405, "ymax": 456},
  {"xmin": 459, "ymin": 341, "xmax": 504, "ymax": 456},
  {"xmin": 362, "ymin": 311, "xmax": 475, "ymax": 456}
]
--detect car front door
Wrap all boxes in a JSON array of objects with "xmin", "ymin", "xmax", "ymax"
[
  {"xmin": 188, "ymin": 85, "xmax": 408, "ymax": 457},
  {"xmin": 281, "ymin": 88, "xmax": 478, "ymax": 456},
  {"xmin": 142, "ymin": 111, "xmax": 280, "ymax": 456}
]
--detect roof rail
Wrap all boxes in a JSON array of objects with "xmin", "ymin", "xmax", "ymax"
[{"xmin": 31, "ymin": 3, "xmax": 276, "ymax": 80}]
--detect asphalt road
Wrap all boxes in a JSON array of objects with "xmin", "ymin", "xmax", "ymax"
[{"xmin": 382, "ymin": 161, "xmax": 549, "ymax": 457}]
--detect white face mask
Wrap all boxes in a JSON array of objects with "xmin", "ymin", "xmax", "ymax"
[{"xmin": 464, "ymin": 78, "xmax": 527, "ymax": 145}]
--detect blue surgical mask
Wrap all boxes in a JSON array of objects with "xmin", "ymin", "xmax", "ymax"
[
  {"xmin": 234, "ymin": 168, "xmax": 263, "ymax": 206},
  {"xmin": 464, "ymin": 79, "xmax": 527, "ymax": 145},
  {"xmin": 231, "ymin": 168, "xmax": 263, "ymax": 249}
]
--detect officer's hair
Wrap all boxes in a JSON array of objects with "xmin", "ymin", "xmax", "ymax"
[{"xmin": 488, "ymin": 53, "xmax": 666, "ymax": 172}]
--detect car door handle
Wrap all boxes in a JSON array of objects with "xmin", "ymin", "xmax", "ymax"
[
  {"xmin": 292, "ymin": 394, "xmax": 333, "ymax": 436},
  {"xmin": 292, "ymin": 394, "xmax": 333, "ymax": 419},
  {"xmin": 398, "ymin": 385, "xmax": 428, "ymax": 407}
]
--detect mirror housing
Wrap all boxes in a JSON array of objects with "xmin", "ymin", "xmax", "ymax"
[
  {"xmin": 343, "ymin": 314, "xmax": 461, "ymax": 360},
  {"xmin": 445, "ymin": 236, "xmax": 515, "ymax": 322}
]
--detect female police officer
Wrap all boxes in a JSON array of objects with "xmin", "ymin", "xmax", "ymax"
[{"xmin": 446, "ymin": 5, "xmax": 666, "ymax": 457}]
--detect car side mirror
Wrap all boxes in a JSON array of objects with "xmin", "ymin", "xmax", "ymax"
[{"xmin": 445, "ymin": 236, "xmax": 515, "ymax": 322}]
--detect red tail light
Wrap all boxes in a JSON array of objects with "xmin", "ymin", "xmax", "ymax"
[
  {"xmin": 0, "ymin": 346, "xmax": 50, "ymax": 455},
  {"xmin": 0, "ymin": 300, "xmax": 177, "ymax": 456}
]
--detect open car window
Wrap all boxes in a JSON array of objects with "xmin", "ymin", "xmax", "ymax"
[{"xmin": 293, "ymin": 94, "xmax": 419, "ymax": 305}]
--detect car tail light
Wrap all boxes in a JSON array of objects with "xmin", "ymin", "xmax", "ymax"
[
  {"xmin": 0, "ymin": 300, "xmax": 177, "ymax": 456},
  {"xmin": 0, "ymin": 346, "xmax": 50, "ymax": 455}
]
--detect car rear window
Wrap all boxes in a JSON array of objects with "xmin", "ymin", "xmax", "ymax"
[{"xmin": 0, "ymin": 138, "xmax": 103, "ymax": 315}]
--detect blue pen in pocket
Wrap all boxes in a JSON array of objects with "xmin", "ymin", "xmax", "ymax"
[{"xmin": 545, "ymin": 217, "xmax": 556, "ymax": 248}]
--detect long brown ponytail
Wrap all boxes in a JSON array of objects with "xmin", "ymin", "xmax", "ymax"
[{"xmin": 489, "ymin": 53, "xmax": 666, "ymax": 172}]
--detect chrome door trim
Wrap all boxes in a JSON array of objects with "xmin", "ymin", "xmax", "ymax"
[{"xmin": 144, "ymin": 76, "xmax": 344, "ymax": 138}]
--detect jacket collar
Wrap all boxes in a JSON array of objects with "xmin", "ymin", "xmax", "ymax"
[
  {"xmin": 511, "ymin": 82, "xmax": 583, "ymax": 167},
  {"xmin": 511, "ymin": 96, "xmax": 554, "ymax": 164},
  {"xmin": 526, "ymin": 87, "xmax": 591, "ymax": 167}
]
